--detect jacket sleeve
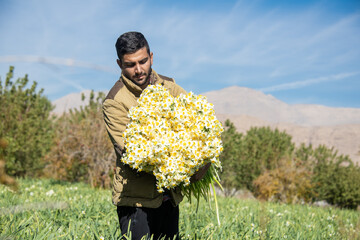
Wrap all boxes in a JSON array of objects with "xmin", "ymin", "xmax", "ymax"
[
  {"xmin": 169, "ymin": 81, "xmax": 187, "ymax": 97},
  {"xmin": 102, "ymin": 98, "xmax": 129, "ymax": 158}
]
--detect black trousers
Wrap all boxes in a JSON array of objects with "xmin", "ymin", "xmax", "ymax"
[{"xmin": 117, "ymin": 200, "xmax": 179, "ymax": 240}]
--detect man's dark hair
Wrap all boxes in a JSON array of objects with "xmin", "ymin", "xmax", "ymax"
[{"xmin": 115, "ymin": 31, "xmax": 150, "ymax": 60}]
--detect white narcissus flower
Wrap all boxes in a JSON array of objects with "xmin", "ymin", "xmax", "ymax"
[
  {"xmin": 122, "ymin": 85, "xmax": 223, "ymax": 192},
  {"xmin": 45, "ymin": 189, "xmax": 55, "ymax": 196}
]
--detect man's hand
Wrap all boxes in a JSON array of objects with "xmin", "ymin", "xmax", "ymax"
[{"xmin": 190, "ymin": 162, "xmax": 211, "ymax": 183}]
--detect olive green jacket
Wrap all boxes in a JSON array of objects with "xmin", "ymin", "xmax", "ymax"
[{"xmin": 103, "ymin": 70, "xmax": 186, "ymax": 208}]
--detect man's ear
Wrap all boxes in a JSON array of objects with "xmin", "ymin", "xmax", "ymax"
[{"xmin": 117, "ymin": 59, "xmax": 122, "ymax": 69}]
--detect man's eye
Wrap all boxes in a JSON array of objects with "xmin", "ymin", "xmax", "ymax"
[
  {"xmin": 124, "ymin": 63, "xmax": 135, "ymax": 68},
  {"xmin": 140, "ymin": 58, "xmax": 148, "ymax": 64}
]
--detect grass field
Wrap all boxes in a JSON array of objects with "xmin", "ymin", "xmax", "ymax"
[{"xmin": 1, "ymin": 178, "xmax": 359, "ymax": 239}]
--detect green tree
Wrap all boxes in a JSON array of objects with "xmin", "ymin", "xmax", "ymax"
[
  {"xmin": 240, "ymin": 126, "xmax": 295, "ymax": 191},
  {"xmin": 219, "ymin": 122, "xmax": 295, "ymax": 194},
  {"xmin": 0, "ymin": 66, "xmax": 54, "ymax": 177},
  {"xmin": 311, "ymin": 145, "xmax": 360, "ymax": 209},
  {"xmin": 219, "ymin": 120, "xmax": 244, "ymax": 196}
]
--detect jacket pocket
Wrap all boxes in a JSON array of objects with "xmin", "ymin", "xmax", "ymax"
[{"xmin": 115, "ymin": 165, "xmax": 158, "ymax": 199}]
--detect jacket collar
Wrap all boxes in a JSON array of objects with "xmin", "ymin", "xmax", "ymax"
[{"xmin": 121, "ymin": 69, "xmax": 164, "ymax": 97}]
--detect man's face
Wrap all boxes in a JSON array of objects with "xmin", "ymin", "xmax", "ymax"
[{"xmin": 117, "ymin": 47, "xmax": 153, "ymax": 87}]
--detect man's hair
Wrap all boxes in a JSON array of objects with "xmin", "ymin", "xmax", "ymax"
[{"xmin": 115, "ymin": 32, "xmax": 150, "ymax": 60}]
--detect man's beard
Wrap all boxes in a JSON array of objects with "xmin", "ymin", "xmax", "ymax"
[{"xmin": 134, "ymin": 68, "xmax": 152, "ymax": 87}]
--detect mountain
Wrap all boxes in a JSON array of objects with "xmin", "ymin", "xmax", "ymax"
[
  {"xmin": 203, "ymin": 86, "xmax": 360, "ymax": 126},
  {"xmin": 52, "ymin": 86, "xmax": 360, "ymax": 163},
  {"xmin": 52, "ymin": 90, "xmax": 106, "ymax": 114}
]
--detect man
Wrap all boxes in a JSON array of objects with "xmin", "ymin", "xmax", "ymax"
[{"xmin": 102, "ymin": 32, "xmax": 187, "ymax": 240}]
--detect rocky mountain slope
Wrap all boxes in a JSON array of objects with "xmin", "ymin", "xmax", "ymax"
[
  {"xmin": 203, "ymin": 86, "xmax": 360, "ymax": 126},
  {"xmin": 52, "ymin": 90, "xmax": 104, "ymax": 114}
]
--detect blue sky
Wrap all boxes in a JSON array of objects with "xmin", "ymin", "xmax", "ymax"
[{"xmin": 0, "ymin": 0, "xmax": 359, "ymax": 108}]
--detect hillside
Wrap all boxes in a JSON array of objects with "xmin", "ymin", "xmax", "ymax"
[
  {"xmin": 203, "ymin": 86, "xmax": 360, "ymax": 126},
  {"xmin": 52, "ymin": 86, "xmax": 360, "ymax": 163},
  {"xmin": 52, "ymin": 90, "xmax": 104, "ymax": 114}
]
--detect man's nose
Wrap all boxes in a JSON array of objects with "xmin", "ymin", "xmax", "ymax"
[{"xmin": 135, "ymin": 64, "xmax": 141, "ymax": 73}]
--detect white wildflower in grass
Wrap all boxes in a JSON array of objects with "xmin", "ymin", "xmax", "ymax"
[
  {"xmin": 251, "ymin": 223, "xmax": 256, "ymax": 229},
  {"xmin": 122, "ymin": 85, "xmax": 224, "ymax": 224},
  {"xmin": 46, "ymin": 189, "xmax": 55, "ymax": 196}
]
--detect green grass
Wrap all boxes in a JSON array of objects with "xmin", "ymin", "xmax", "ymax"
[{"xmin": 1, "ymin": 178, "xmax": 359, "ymax": 239}]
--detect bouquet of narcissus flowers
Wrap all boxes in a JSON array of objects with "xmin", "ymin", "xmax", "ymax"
[{"xmin": 122, "ymin": 84, "xmax": 224, "ymax": 224}]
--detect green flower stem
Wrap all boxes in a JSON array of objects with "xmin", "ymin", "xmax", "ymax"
[
  {"xmin": 180, "ymin": 165, "xmax": 223, "ymax": 226},
  {"xmin": 211, "ymin": 181, "xmax": 221, "ymax": 226}
]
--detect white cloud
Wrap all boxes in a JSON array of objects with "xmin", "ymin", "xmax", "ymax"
[
  {"xmin": 0, "ymin": 55, "xmax": 117, "ymax": 73},
  {"xmin": 258, "ymin": 72, "xmax": 359, "ymax": 92}
]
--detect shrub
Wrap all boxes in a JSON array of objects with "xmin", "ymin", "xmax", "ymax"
[
  {"xmin": 253, "ymin": 157, "xmax": 314, "ymax": 204},
  {"xmin": 0, "ymin": 66, "xmax": 54, "ymax": 177},
  {"xmin": 0, "ymin": 138, "xmax": 19, "ymax": 191},
  {"xmin": 239, "ymin": 126, "xmax": 295, "ymax": 191},
  {"xmin": 44, "ymin": 91, "xmax": 115, "ymax": 188}
]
